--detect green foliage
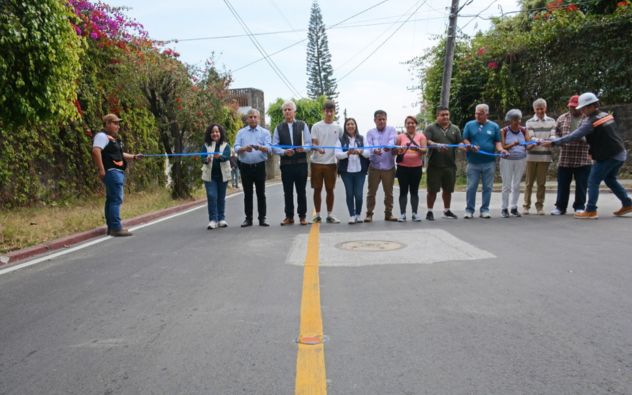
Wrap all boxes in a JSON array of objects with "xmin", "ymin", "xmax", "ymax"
[
  {"xmin": 306, "ymin": 1, "xmax": 338, "ymax": 100},
  {"xmin": 414, "ymin": 2, "xmax": 632, "ymax": 128},
  {"xmin": 0, "ymin": 0, "xmax": 83, "ymax": 127},
  {"xmin": 268, "ymin": 96, "xmax": 327, "ymax": 134}
]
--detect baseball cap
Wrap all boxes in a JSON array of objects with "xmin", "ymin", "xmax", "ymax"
[
  {"xmin": 103, "ymin": 113, "xmax": 122, "ymax": 123},
  {"xmin": 567, "ymin": 95, "xmax": 579, "ymax": 108}
]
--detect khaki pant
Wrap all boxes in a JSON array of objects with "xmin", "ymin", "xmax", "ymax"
[
  {"xmin": 366, "ymin": 167, "xmax": 396, "ymax": 216},
  {"xmin": 523, "ymin": 161, "xmax": 549, "ymax": 210},
  {"xmin": 311, "ymin": 163, "xmax": 337, "ymax": 212}
]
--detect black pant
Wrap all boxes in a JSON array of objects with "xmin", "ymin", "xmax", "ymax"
[
  {"xmin": 239, "ymin": 161, "xmax": 267, "ymax": 220},
  {"xmin": 281, "ymin": 163, "xmax": 308, "ymax": 219},
  {"xmin": 555, "ymin": 165, "xmax": 591, "ymax": 212},
  {"xmin": 396, "ymin": 165, "xmax": 423, "ymax": 214}
]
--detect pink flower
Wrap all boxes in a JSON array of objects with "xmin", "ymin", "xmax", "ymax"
[
  {"xmin": 487, "ymin": 61, "xmax": 498, "ymax": 70},
  {"xmin": 74, "ymin": 25, "xmax": 82, "ymax": 35},
  {"xmin": 90, "ymin": 31, "xmax": 99, "ymax": 40},
  {"xmin": 617, "ymin": 1, "xmax": 628, "ymax": 7},
  {"xmin": 477, "ymin": 47, "xmax": 486, "ymax": 57}
]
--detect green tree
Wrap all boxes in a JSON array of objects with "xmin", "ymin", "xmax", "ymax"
[
  {"xmin": 268, "ymin": 96, "xmax": 327, "ymax": 135},
  {"xmin": 306, "ymin": 1, "xmax": 338, "ymax": 100},
  {"xmin": 0, "ymin": 0, "xmax": 83, "ymax": 127}
]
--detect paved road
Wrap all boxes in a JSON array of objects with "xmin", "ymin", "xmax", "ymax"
[{"xmin": 1, "ymin": 183, "xmax": 631, "ymax": 394}]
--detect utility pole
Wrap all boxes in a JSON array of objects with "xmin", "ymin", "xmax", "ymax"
[{"xmin": 440, "ymin": 0, "xmax": 460, "ymax": 108}]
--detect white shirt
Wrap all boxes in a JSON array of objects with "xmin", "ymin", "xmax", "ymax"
[
  {"xmin": 92, "ymin": 132, "xmax": 110, "ymax": 149},
  {"xmin": 310, "ymin": 120, "xmax": 342, "ymax": 164},
  {"xmin": 335, "ymin": 136, "xmax": 369, "ymax": 173}
]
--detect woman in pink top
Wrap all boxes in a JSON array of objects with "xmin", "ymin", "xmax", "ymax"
[{"xmin": 395, "ymin": 116, "xmax": 427, "ymax": 222}]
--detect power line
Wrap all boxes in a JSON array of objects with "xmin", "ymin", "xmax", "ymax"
[
  {"xmin": 338, "ymin": 0, "xmax": 428, "ymax": 82},
  {"xmin": 223, "ymin": 0, "xmax": 302, "ymax": 98},
  {"xmin": 232, "ymin": 0, "xmax": 392, "ymax": 73},
  {"xmin": 336, "ymin": 0, "xmax": 428, "ymax": 71}
]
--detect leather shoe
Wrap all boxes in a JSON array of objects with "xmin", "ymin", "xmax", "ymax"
[
  {"xmin": 280, "ymin": 217, "xmax": 294, "ymax": 226},
  {"xmin": 241, "ymin": 219, "xmax": 253, "ymax": 227},
  {"xmin": 384, "ymin": 215, "xmax": 398, "ymax": 222},
  {"xmin": 299, "ymin": 217, "xmax": 309, "ymax": 225},
  {"xmin": 110, "ymin": 228, "xmax": 133, "ymax": 237},
  {"xmin": 259, "ymin": 219, "xmax": 270, "ymax": 227}
]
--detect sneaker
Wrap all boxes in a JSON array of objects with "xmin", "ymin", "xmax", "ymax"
[
  {"xmin": 299, "ymin": 217, "xmax": 309, "ymax": 225},
  {"xmin": 550, "ymin": 208, "xmax": 564, "ymax": 216},
  {"xmin": 523, "ymin": 208, "xmax": 530, "ymax": 215},
  {"xmin": 411, "ymin": 213, "xmax": 421, "ymax": 222},
  {"xmin": 443, "ymin": 210, "xmax": 458, "ymax": 219},
  {"xmin": 385, "ymin": 215, "xmax": 398, "ymax": 222},
  {"xmin": 364, "ymin": 214, "xmax": 373, "ymax": 223},
  {"xmin": 207, "ymin": 221, "xmax": 217, "ymax": 230},
  {"xmin": 501, "ymin": 209, "xmax": 510, "ymax": 218},
  {"xmin": 536, "ymin": 208, "xmax": 545, "ymax": 215},
  {"xmin": 575, "ymin": 210, "xmax": 598, "ymax": 219},
  {"xmin": 326, "ymin": 215, "xmax": 340, "ymax": 224},
  {"xmin": 613, "ymin": 205, "xmax": 632, "ymax": 216},
  {"xmin": 510, "ymin": 208, "xmax": 522, "ymax": 217},
  {"xmin": 464, "ymin": 211, "xmax": 473, "ymax": 219},
  {"xmin": 480, "ymin": 211, "xmax": 491, "ymax": 219},
  {"xmin": 426, "ymin": 211, "xmax": 435, "ymax": 221},
  {"xmin": 355, "ymin": 215, "xmax": 362, "ymax": 223},
  {"xmin": 312, "ymin": 214, "xmax": 322, "ymax": 223},
  {"xmin": 218, "ymin": 220, "xmax": 228, "ymax": 228},
  {"xmin": 348, "ymin": 216, "xmax": 357, "ymax": 224},
  {"xmin": 397, "ymin": 214, "xmax": 406, "ymax": 222}
]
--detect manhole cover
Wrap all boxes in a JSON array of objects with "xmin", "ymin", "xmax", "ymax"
[{"xmin": 335, "ymin": 240, "xmax": 405, "ymax": 252}]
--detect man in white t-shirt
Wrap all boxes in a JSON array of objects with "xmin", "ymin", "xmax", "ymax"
[
  {"xmin": 310, "ymin": 100, "xmax": 342, "ymax": 223},
  {"xmin": 91, "ymin": 114, "xmax": 143, "ymax": 237}
]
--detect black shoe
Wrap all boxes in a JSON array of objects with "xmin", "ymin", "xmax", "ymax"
[
  {"xmin": 259, "ymin": 219, "xmax": 270, "ymax": 227},
  {"xmin": 241, "ymin": 219, "xmax": 253, "ymax": 227},
  {"xmin": 501, "ymin": 209, "xmax": 510, "ymax": 218},
  {"xmin": 443, "ymin": 210, "xmax": 458, "ymax": 219},
  {"xmin": 510, "ymin": 208, "xmax": 522, "ymax": 217},
  {"xmin": 426, "ymin": 211, "xmax": 435, "ymax": 221}
]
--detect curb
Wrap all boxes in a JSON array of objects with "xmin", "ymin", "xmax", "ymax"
[{"xmin": 1, "ymin": 198, "xmax": 207, "ymax": 269}]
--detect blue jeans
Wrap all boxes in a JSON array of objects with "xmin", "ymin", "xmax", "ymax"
[
  {"xmin": 341, "ymin": 172, "xmax": 366, "ymax": 216},
  {"xmin": 204, "ymin": 179, "xmax": 228, "ymax": 221},
  {"xmin": 586, "ymin": 159, "xmax": 632, "ymax": 212},
  {"xmin": 103, "ymin": 170, "xmax": 125, "ymax": 231},
  {"xmin": 231, "ymin": 167, "xmax": 240, "ymax": 187},
  {"xmin": 555, "ymin": 165, "xmax": 591, "ymax": 213},
  {"xmin": 466, "ymin": 161, "xmax": 496, "ymax": 214}
]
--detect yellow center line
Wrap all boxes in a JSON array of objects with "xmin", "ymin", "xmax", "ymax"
[{"xmin": 295, "ymin": 222, "xmax": 327, "ymax": 395}]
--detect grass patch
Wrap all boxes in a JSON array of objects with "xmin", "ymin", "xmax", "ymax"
[{"xmin": 0, "ymin": 187, "xmax": 207, "ymax": 254}]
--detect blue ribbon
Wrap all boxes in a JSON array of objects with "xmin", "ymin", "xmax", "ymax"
[{"xmin": 141, "ymin": 141, "xmax": 539, "ymax": 158}]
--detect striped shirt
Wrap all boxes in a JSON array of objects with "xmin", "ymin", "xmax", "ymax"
[
  {"xmin": 555, "ymin": 112, "xmax": 592, "ymax": 168},
  {"xmin": 526, "ymin": 115, "xmax": 556, "ymax": 162}
]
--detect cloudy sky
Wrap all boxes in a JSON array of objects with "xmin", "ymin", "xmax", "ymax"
[{"xmin": 110, "ymin": 0, "xmax": 520, "ymax": 129}]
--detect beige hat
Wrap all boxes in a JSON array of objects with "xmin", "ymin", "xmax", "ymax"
[{"xmin": 103, "ymin": 113, "xmax": 122, "ymax": 124}]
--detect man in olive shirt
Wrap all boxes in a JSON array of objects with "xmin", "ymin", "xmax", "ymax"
[{"xmin": 423, "ymin": 106, "xmax": 462, "ymax": 220}]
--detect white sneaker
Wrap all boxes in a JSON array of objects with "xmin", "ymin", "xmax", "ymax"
[
  {"xmin": 218, "ymin": 220, "xmax": 228, "ymax": 228},
  {"xmin": 355, "ymin": 215, "xmax": 362, "ymax": 223},
  {"xmin": 411, "ymin": 213, "xmax": 421, "ymax": 222},
  {"xmin": 207, "ymin": 221, "xmax": 217, "ymax": 229},
  {"xmin": 398, "ymin": 214, "xmax": 406, "ymax": 222},
  {"xmin": 550, "ymin": 208, "xmax": 563, "ymax": 215},
  {"xmin": 480, "ymin": 211, "xmax": 491, "ymax": 219},
  {"xmin": 536, "ymin": 208, "xmax": 545, "ymax": 215},
  {"xmin": 464, "ymin": 212, "xmax": 473, "ymax": 219},
  {"xmin": 348, "ymin": 216, "xmax": 357, "ymax": 224},
  {"xmin": 523, "ymin": 209, "xmax": 530, "ymax": 215}
]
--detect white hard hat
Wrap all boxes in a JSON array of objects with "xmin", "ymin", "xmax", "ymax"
[{"xmin": 576, "ymin": 92, "xmax": 599, "ymax": 110}]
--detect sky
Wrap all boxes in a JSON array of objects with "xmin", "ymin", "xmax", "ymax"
[{"xmin": 109, "ymin": 0, "xmax": 521, "ymax": 130}]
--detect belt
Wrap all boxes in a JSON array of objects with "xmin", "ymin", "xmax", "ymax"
[{"xmin": 239, "ymin": 161, "xmax": 265, "ymax": 168}]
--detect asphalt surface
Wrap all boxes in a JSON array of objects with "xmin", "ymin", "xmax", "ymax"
[{"xmin": 1, "ymin": 182, "xmax": 631, "ymax": 394}]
